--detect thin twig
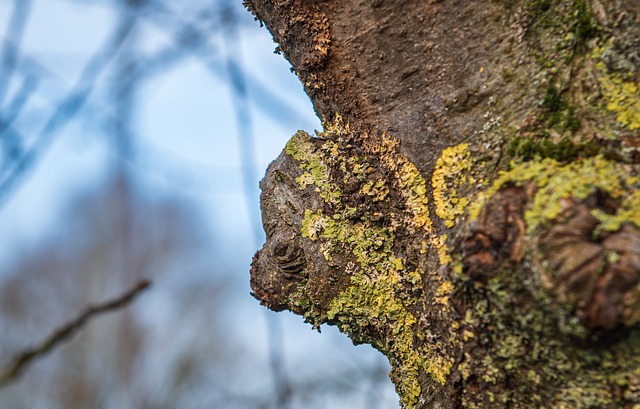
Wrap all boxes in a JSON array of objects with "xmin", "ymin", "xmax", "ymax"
[
  {"xmin": 0, "ymin": 75, "xmax": 38, "ymax": 140},
  {"xmin": 0, "ymin": 279, "xmax": 151, "ymax": 388},
  {"xmin": 146, "ymin": 1, "xmax": 311, "ymax": 124},
  {"xmin": 0, "ymin": 10, "xmax": 136, "ymax": 210},
  {"xmin": 0, "ymin": 0, "xmax": 33, "ymax": 106}
]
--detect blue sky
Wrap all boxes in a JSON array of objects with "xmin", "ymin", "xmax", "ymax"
[
  {"xmin": 0, "ymin": 0, "xmax": 319, "ymax": 259},
  {"xmin": 0, "ymin": 1, "xmax": 398, "ymax": 407}
]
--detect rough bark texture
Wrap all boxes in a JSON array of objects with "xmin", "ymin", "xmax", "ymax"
[{"xmin": 247, "ymin": 0, "xmax": 640, "ymax": 407}]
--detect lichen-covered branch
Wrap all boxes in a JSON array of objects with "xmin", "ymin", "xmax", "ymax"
[{"xmin": 248, "ymin": 0, "xmax": 640, "ymax": 407}]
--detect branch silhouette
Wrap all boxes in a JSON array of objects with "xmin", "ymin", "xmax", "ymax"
[
  {"xmin": 0, "ymin": 10, "xmax": 136, "ymax": 210},
  {"xmin": 0, "ymin": 280, "xmax": 151, "ymax": 388}
]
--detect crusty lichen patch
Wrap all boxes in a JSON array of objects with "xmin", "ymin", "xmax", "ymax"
[
  {"xmin": 470, "ymin": 155, "xmax": 640, "ymax": 233},
  {"xmin": 459, "ymin": 265, "xmax": 640, "ymax": 408},
  {"xmin": 598, "ymin": 74, "xmax": 640, "ymax": 131},
  {"xmin": 286, "ymin": 119, "xmax": 455, "ymax": 409},
  {"xmin": 359, "ymin": 130, "xmax": 434, "ymax": 236},
  {"xmin": 458, "ymin": 151, "xmax": 640, "ymax": 406},
  {"xmin": 593, "ymin": 190, "xmax": 640, "ymax": 232},
  {"xmin": 285, "ymin": 131, "xmax": 342, "ymax": 205},
  {"xmin": 592, "ymin": 41, "xmax": 640, "ymax": 131},
  {"xmin": 432, "ymin": 143, "xmax": 475, "ymax": 229}
]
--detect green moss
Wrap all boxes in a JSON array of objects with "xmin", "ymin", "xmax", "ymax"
[
  {"xmin": 507, "ymin": 135, "xmax": 599, "ymax": 162},
  {"xmin": 530, "ymin": 0, "xmax": 551, "ymax": 14},
  {"xmin": 540, "ymin": 84, "xmax": 582, "ymax": 132},
  {"xmin": 506, "ymin": 0, "xmax": 606, "ymax": 177},
  {"xmin": 526, "ymin": 0, "xmax": 597, "ymax": 54},
  {"xmin": 572, "ymin": 0, "xmax": 597, "ymax": 45},
  {"xmin": 542, "ymin": 84, "xmax": 566, "ymax": 124}
]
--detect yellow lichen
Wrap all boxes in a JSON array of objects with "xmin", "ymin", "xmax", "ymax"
[
  {"xmin": 321, "ymin": 113, "xmax": 349, "ymax": 137},
  {"xmin": 432, "ymin": 143, "xmax": 475, "ymax": 228},
  {"xmin": 597, "ymin": 69, "xmax": 640, "ymax": 131},
  {"xmin": 592, "ymin": 42, "xmax": 640, "ymax": 131},
  {"xmin": 470, "ymin": 155, "xmax": 640, "ymax": 234},
  {"xmin": 435, "ymin": 281, "xmax": 455, "ymax": 307},
  {"xmin": 360, "ymin": 179, "xmax": 389, "ymax": 202},
  {"xmin": 434, "ymin": 234, "xmax": 452, "ymax": 265},
  {"xmin": 592, "ymin": 190, "xmax": 640, "ymax": 232},
  {"xmin": 399, "ymin": 159, "xmax": 433, "ymax": 233},
  {"xmin": 287, "ymin": 121, "xmax": 455, "ymax": 409}
]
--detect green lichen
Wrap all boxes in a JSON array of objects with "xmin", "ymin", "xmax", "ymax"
[
  {"xmin": 304, "ymin": 198, "xmax": 450, "ymax": 409},
  {"xmin": 592, "ymin": 190, "xmax": 640, "ymax": 232},
  {"xmin": 301, "ymin": 208, "xmax": 325, "ymax": 241},
  {"xmin": 597, "ymin": 71, "xmax": 640, "ymax": 131},
  {"xmin": 470, "ymin": 155, "xmax": 639, "ymax": 234},
  {"xmin": 319, "ymin": 208, "xmax": 444, "ymax": 401},
  {"xmin": 286, "ymin": 124, "xmax": 455, "ymax": 408},
  {"xmin": 454, "ymin": 256, "xmax": 640, "ymax": 408},
  {"xmin": 592, "ymin": 41, "xmax": 640, "ymax": 131},
  {"xmin": 285, "ymin": 131, "xmax": 342, "ymax": 205},
  {"xmin": 459, "ymin": 151, "xmax": 640, "ymax": 405}
]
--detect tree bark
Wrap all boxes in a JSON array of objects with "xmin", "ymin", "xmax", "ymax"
[{"xmin": 247, "ymin": 0, "xmax": 640, "ymax": 407}]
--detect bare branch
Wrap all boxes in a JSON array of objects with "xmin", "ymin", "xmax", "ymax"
[
  {"xmin": 145, "ymin": 1, "xmax": 312, "ymax": 125},
  {"xmin": 0, "ymin": 0, "xmax": 33, "ymax": 105},
  {"xmin": 0, "ymin": 10, "xmax": 137, "ymax": 210},
  {"xmin": 0, "ymin": 75, "xmax": 34, "ymax": 176},
  {"xmin": 0, "ymin": 74, "xmax": 38, "ymax": 136},
  {"xmin": 0, "ymin": 279, "xmax": 151, "ymax": 388}
]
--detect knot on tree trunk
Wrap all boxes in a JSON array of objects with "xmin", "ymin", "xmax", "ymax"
[
  {"xmin": 538, "ymin": 191, "xmax": 640, "ymax": 332},
  {"xmin": 250, "ymin": 126, "xmax": 460, "ymax": 408},
  {"xmin": 250, "ymin": 139, "xmax": 342, "ymax": 318},
  {"xmin": 462, "ymin": 186, "xmax": 528, "ymax": 279},
  {"xmin": 462, "ymin": 176, "xmax": 640, "ymax": 335}
]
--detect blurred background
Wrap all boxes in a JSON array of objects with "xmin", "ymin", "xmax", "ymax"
[{"xmin": 0, "ymin": 0, "xmax": 398, "ymax": 408}]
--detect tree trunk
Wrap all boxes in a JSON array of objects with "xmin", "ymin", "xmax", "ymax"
[{"xmin": 247, "ymin": 0, "xmax": 640, "ymax": 407}]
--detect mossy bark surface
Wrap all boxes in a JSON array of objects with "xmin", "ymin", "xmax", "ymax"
[{"xmin": 247, "ymin": 1, "xmax": 640, "ymax": 407}]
